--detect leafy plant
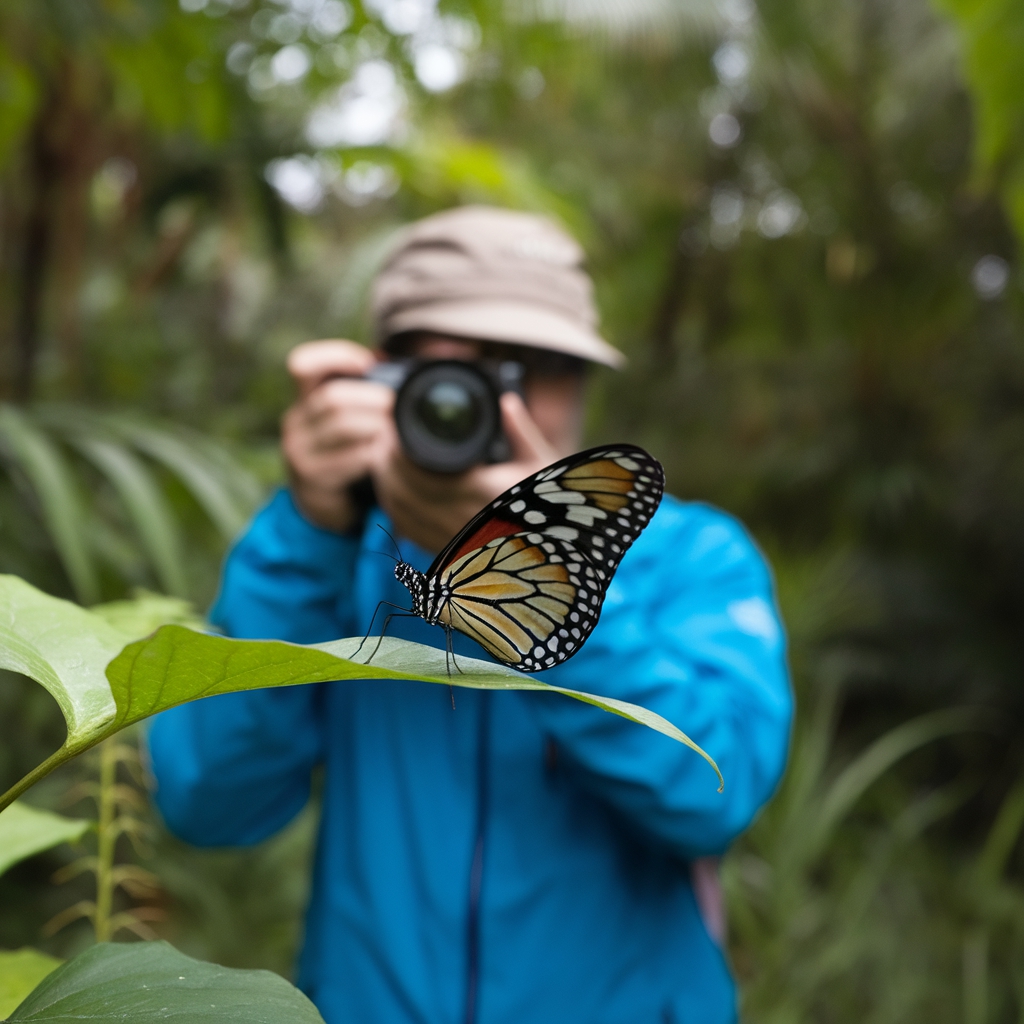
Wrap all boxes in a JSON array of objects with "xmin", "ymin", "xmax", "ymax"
[
  {"xmin": 44, "ymin": 737, "xmax": 162, "ymax": 944},
  {"xmin": 4, "ymin": 941, "xmax": 326, "ymax": 1024},
  {"xmin": 0, "ymin": 405, "xmax": 262, "ymax": 606},
  {"xmin": 0, "ymin": 572, "xmax": 721, "ymax": 816}
]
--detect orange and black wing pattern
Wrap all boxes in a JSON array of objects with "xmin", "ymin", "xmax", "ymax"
[{"xmin": 427, "ymin": 445, "xmax": 664, "ymax": 671}]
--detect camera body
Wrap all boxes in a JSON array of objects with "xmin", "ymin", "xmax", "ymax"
[{"xmin": 365, "ymin": 358, "xmax": 525, "ymax": 474}]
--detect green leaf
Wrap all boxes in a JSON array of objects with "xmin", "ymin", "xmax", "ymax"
[
  {"xmin": 0, "ymin": 574, "xmax": 123, "ymax": 757},
  {"xmin": 0, "ymin": 574, "xmax": 722, "ymax": 813},
  {"xmin": 107, "ymin": 628, "xmax": 722, "ymax": 787},
  {"xmin": 0, "ymin": 803, "xmax": 91, "ymax": 879},
  {"xmin": 6, "ymin": 942, "xmax": 325, "ymax": 1023},
  {"xmin": 0, "ymin": 407, "xmax": 100, "ymax": 605},
  {"xmin": 0, "ymin": 949, "xmax": 62, "ymax": 1020}
]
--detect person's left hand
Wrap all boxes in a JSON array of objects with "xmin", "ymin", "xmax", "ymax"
[{"xmin": 374, "ymin": 391, "xmax": 558, "ymax": 554}]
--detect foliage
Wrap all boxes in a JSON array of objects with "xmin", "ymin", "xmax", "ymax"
[
  {"xmin": 0, "ymin": 405, "xmax": 262, "ymax": 607},
  {"xmin": 4, "ymin": 941, "xmax": 326, "ymax": 1023},
  {"xmin": 0, "ymin": 804, "xmax": 89, "ymax": 880},
  {"xmin": 44, "ymin": 738, "xmax": 163, "ymax": 944},
  {"xmin": 0, "ymin": 949, "xmax": 62, "ymax": 1020},
  {"xmin": 0, "ymin": 573, "xmax": 720, "ymax": 815},
  {"xmin": 933, "ymin": 0, "xmax": 1024, "ymax": 239},
  {"xmin": 1, "ymin": 0, "xmax": 1024, "ymax": 1015}
]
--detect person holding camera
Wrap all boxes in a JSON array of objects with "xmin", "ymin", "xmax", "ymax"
[{"xmin": 149, "ymin": 206, "xmax": 792, "ymax": 1024}]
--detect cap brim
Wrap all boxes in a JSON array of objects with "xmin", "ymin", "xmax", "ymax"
[{"xmin": 381, "ymin": 300, "xmax": 625, "ymax": 369}]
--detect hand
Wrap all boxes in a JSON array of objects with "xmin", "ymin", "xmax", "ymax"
[
  {"xmin": 374, "ymin": 391, "xmax": 559, "ymax": 554},
  {"xmin": 282, "ymin": 340, "xmax": 397, "ymax": 533}
]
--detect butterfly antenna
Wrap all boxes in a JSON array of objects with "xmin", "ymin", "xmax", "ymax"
[
  {"xmin": 367, "ymin": 549, "xmax": 399, "ymax": 564},
  {"xmin": 377, "ymin": 524, "xmax": 403, "ymax": 562}
]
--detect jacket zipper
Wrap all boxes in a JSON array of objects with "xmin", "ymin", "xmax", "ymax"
[{"xmin": 464, "ymin": 692, "xmax": 490, "ymax": 1024}]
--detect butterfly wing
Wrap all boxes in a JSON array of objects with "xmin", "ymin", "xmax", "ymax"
[{"xmin": 428, "ymin": 445, "xmax": 665, "ymax": 671}]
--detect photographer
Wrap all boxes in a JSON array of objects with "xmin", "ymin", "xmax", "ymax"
[{"xmin": 149, "ymin": 206, "xmax": 792, "ymax": 1024}]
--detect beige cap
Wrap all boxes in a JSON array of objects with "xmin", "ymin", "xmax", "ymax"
[{"xmin": 370, "ymin": 205, "xmax": 625, "ymax": 369}]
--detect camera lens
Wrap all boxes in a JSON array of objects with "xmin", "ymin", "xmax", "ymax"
[
  {"xmin": 394, "ymin": 361, "xmax": 501, "ymax": 473},
  {"xmin": 415, "ymin": 381, "xmax": 481, "ymax": 443}
]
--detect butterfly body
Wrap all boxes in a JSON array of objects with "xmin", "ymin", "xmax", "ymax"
[{"xmin": 392, "ymin": 445, "xmax": 664, "ymax": 673}]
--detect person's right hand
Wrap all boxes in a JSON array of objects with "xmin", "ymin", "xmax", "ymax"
[{"xmin": 282, "ymin": 340, "xmax": 396, "ymax": 534}]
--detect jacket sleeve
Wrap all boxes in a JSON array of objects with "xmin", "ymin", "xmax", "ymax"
[
  {"xmin": 148, "ymin": 489, "xmax": 360, "ymax": 847},
  {"xmin": 531, "ymin": 501, "xmax": 793, "ymax": 859}
]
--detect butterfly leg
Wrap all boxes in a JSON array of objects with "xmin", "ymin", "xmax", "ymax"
[
  {"xmin": 443, "ymin": 627, "xmax": 457, "ymax": 708},
  {"xmin": 365, "ymin": 611, "xmax": 424, "ymax": 664},
  {"xmin": 355, "ymin": 601, "xmax": 414, "ymax": 662}
]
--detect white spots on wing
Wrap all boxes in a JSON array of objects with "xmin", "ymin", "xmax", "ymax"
[
  {"xmin": 533, "ymin": 646, "xmax": 545, "ymax": 657},
  {"xmin": 527, "ymin": 533, "xmax": 544, "ymax": 544},
  {"xmin": 539, "ymin": 489, "xmax": 586, "ymax": 505},
  {"xmin": 728, "ymin": 597, "xmax": 780, "ymax": 645},
  {"xmin": 614, "ymin": 456, "xmax": 640, "ymax": 471},
  {"xmin": 567, "ymin": 562, "xmax": 582, "ymax": 574},
  {"xmin": 542, "ymin": 542, "xmax": 556, "ymax": 553},
  {"xmin": 547, "ymin": 636, "xmax": 559, "ymax": 652},
  {"xmin": 570, "ymin": 612, "xmax": 580, "ymax": 623},
  {"xmin": 524, "ymin": 509, "xmax": 546, "ymax": 524},
  {"xmin": 592, "ymin": 536, "xmax": 604, "ymax": 548},
  {"xmin": 566, "ymin": 504, "xmax": 607, "ymax": 527},
  {"xmin": 510, "ymin": 499, "xmax": 527, "ymax": 513},
  {"xmin": 544, "ymin": 525, "xmax": 579, "ymax": 541}
]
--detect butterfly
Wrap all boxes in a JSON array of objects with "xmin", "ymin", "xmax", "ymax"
[{"xmin": 381, "ymin": 444, "xmax": 664, "ymax": 673}]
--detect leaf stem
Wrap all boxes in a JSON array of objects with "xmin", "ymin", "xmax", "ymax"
[{"xmin": 0, "ymin": 745, "xmax": 72, "ymax": 815}]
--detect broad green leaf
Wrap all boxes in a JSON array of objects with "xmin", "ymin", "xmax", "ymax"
[
  {"xmin": 6, "ymin": 941, "xmax": 325, "ymax": 1023},
  {"xmin": 106, "ymin": 627, "xmax": 723, "ymax": 787},
  {"xmin": 0, "ymin": 574, "xmax": 721, "ymax": 812},
  {"xmin": 0, "ymin": 407, "xmax": 100, "ymax": 605},
  {"xmin": 0, "ymin": 950, "xmax": 62, "ymax": 1020},
  {"xmin": 0, "ymin": 574, "xmax": 122, "ymax": 761},
  {"xmin": 0, "ymin": 803, "xmax": 91, "ymax": 878}
]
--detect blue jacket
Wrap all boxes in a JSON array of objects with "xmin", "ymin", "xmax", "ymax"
[{"xmin": 149, "ymin": 489, "xmax": 792, "ymax": 1024}]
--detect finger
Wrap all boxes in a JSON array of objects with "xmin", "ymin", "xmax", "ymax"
[
  {"xmin": 303, "ymin": 379, "xmax": 394, "ymax": 423},
  {"xmin": 500, "ymin": 392, "xmax": 556, "ymax": 465},
  {"xmin": 287, "ymin": 340, "xmax": 378, "ymax": 397}
]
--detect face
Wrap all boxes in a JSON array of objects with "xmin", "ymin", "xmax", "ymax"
[{"xmin": 402, "ymin": 333, "xmax": 586, "ymax": 458}]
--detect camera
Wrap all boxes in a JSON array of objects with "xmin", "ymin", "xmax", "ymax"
[{"xmin": 364, "ymin": 358, "xmax": 525, "ymax": 473}]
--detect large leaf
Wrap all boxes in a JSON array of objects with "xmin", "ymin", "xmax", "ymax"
[
  {"xmin": 0, "ymin": 803, "xmax": 91, "ymax": 879},
  {"xmin": 5, "ymin": 942, "xmax": 325, "ymax": 1023},
  {"xmin": 0, "ymin": 575, "xmax": 722, "ymax": 813},
  {"xmin": 107, "ymin": 628, "xmax": 721, "ymax": 785},
  {"xmin": 0, "ymin": 950, "xmax": 61, "ymax": 1020}
]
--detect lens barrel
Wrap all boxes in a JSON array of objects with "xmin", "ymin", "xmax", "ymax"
[{"xmin": 394, "ymin": 361, "xmax": 502, "ymax": 473}]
